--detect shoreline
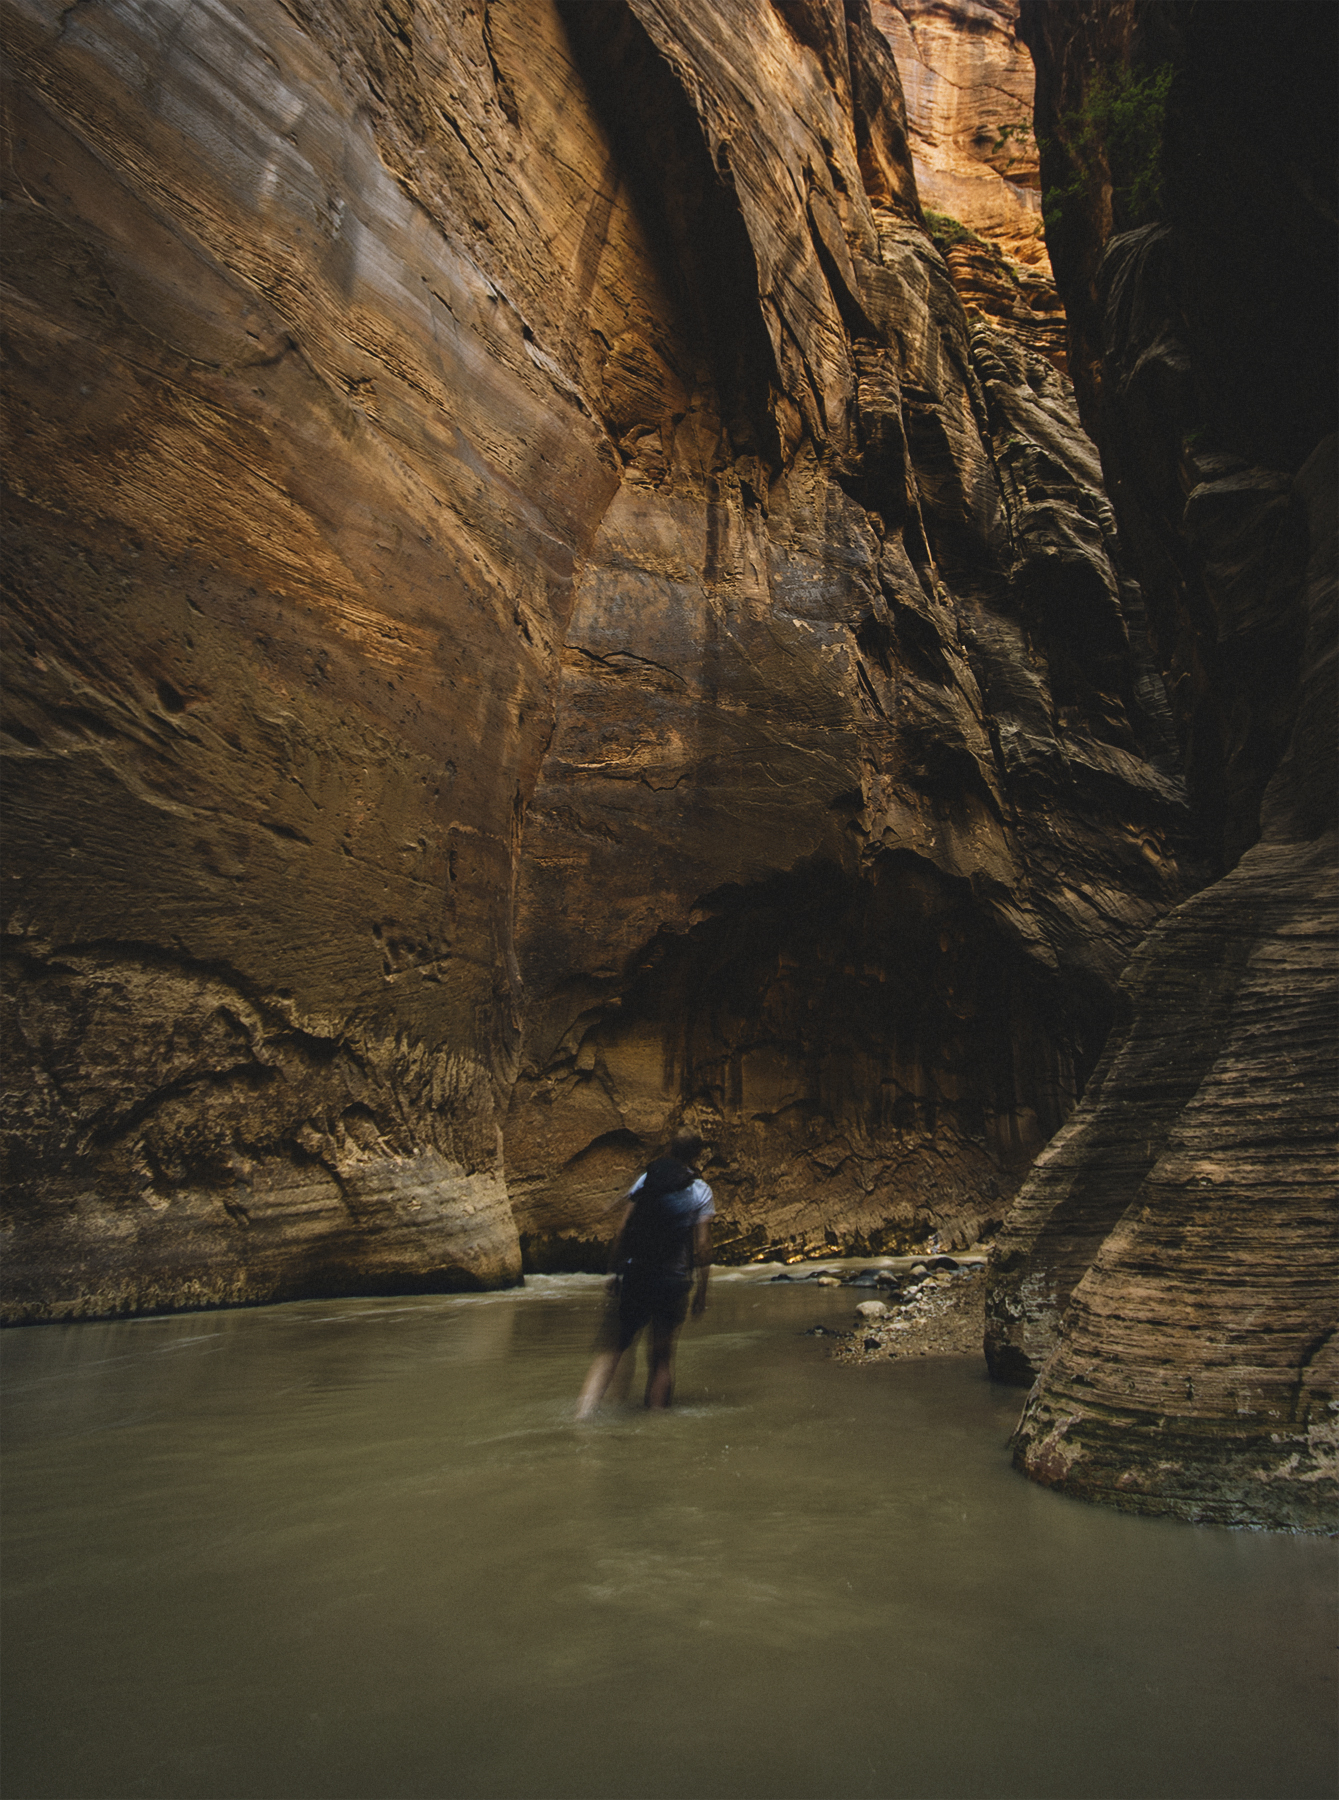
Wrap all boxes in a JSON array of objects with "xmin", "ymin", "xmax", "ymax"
[{"xmin": 824, "ymin": 1257, "xmax": 988, "ymax": 1364}]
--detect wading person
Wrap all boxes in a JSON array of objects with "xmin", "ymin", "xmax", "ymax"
[{"xmin": 576, "ymin": 1134, "xmax": 714, "ymax": 1418}]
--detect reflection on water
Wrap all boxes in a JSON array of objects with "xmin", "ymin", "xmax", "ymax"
[{"xmin": 2, "ymin": 1275, "xmax": 1335, "ymax": 1800}]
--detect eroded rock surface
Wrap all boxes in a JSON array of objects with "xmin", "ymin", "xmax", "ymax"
[
  {"xmin": 3, "ymin": 0, "xmax": 1188, "ymax": 1317},
  {"xmin": 988, "ymin": 1, "xmax": 1337, "ymax": 1528},
  {"xmin": 502, "ymin": 3, "xmax": 1190, "ymax": 1267},
  {"xmin": 872, "ymin": 0, "xmax": 1065, "ymax": 366},
  {"xmin": 873, "ymin": 0, "xmax": 1045, "ymax": 267},
  {"xmin": 2, "ymin": 0, "xmax": 618, "ymax": 1313}
]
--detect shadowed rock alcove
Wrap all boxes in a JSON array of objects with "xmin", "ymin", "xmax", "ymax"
[{"xmin": 509, "ymin": 853, "xmax": 1115, "ymax": 1268}]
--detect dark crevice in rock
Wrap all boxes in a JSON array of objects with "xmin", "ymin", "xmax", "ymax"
[{"xmin": 557, "ymin": 0, "xmax": 783, "ymax": 471}]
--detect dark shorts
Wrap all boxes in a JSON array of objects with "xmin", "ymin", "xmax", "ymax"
[{"xmin": 614, "ymin": 1267, "xmax": 692, "ymax": 1351}]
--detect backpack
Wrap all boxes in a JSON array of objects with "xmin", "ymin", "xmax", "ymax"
[{"xmin": 622, "ymin": 1157, "xmax": 696, "ymax": 1269}]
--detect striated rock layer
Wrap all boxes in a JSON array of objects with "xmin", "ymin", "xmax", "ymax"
[
  {"xmin": 872, "ymin": 0, "xmax": 1066, "ymax": 366},
  {"xmin": 2, "ymin": 0, "xmax": 1190, "ymax": 1319},
  {"xmin": 873, "ymin": 0, "xmax": 1045, "ymax": 269},
  {"xmin": 988, "ymin": 1, "xmax": 1337, "ymax": 1529}
]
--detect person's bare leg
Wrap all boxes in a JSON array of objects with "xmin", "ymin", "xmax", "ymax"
[
  {"xmin": 644, "ymin": 1322, "xmax": 676, "ymax": 1409},
  {"xmin": 607, "ymin": 1344, "xmax": 636, "ymax": 1402},
  {"xmin": 577, "ymin": 1348, "xmax": 622, "ymax": 1419}
]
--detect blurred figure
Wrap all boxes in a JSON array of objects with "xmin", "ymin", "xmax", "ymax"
[{"xmin": 576, "ymin": 1134, "xmax": 714, "ymax": 1418}]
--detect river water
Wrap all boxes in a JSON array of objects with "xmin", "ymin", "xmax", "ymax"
[{"xmin": 3, "ymin": 1271, "xmax": 1335, "ymax": 1800}]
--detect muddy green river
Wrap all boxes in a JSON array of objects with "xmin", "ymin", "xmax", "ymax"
[{"xmin": 2, "ymin": 1272, "xmax": 1335, "ymax": 1800}]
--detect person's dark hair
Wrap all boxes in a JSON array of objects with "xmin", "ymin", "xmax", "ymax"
[{"xmin": 669, "ymin": 1133, "xmax": 705, "ymax": 1165}]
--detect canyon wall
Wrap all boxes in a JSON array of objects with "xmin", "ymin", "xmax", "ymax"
[
  {"xmin": 987, "ymin": 0, "xmax": 1337, "ymax": 1528},
  {"xmin": 1, "ymin": 0, "xmax": 1190, "ymax": 1317},
  {"xmin": 871, "ymin": 0, "xmax": 1066, "ymax": 365},
  {"xmin": 873, "ymin": 0, "xmax": 1043, "ymax": 266}
]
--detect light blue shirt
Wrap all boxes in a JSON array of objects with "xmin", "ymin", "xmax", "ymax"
[
  {"xmin": 624, "ymin": 1173, "xmax": 715, "ymax": 1274},
  {"xmin": 626, "ymin": 1173, "xmax": 715, "ymax": 1226}
]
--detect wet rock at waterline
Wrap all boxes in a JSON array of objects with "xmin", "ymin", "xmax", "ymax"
[{"xmin": 2, "ymin": 0, "xmax": 1192, "ymax": 1317}]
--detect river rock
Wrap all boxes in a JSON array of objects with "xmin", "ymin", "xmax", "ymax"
[{"xmin": 856, "ymin": 1300, "xmax": 890, "ymax": 1320}]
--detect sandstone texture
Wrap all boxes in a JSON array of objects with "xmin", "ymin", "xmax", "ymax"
[
  {"xmin": 492, "ymin": 3, "xmax": 1191, "ymax": 1270},
  {"xmin": 873, "ymin": 0, "xmax": 1044, "ymax": 269},
  {"xmin": 872, "ymin": 0, "xmax": 1065, "ymax": 366},
  {"xmin": 2, "ymin": 0, "xmax": 1190, "ymax": 1319},
  {"xmin": 988, "ymin": 1, "xmax": 1337, "ymax": 1529}
]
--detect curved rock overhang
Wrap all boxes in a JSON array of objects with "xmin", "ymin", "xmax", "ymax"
[{"xmin": 3, "ymin": 0, "xmax": 1192, "ymax": 1320}]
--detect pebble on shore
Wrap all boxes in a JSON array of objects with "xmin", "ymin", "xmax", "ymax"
[{"xmin": 832, "ymin": 1264, "xmax": 986, "ymax": 1363}]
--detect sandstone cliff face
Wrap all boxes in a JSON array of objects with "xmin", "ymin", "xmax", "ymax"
[
  {"xmin": 2, "ymin": 0, "xmax": 1188, "ymax": 1319},
  {"xmin": 871, "ymin": 0, "xmax": 1065, "ymax": 367},
  {"xmin": 2, "ymin": 0, "xmax": 621, "ymax": 1315},
  {"xmin": 987, "ymin": 0, "xmax": 1337, "ymax": 1529},
  {"xmin": 873, "ymin": 0, "xmax": 1044, "ymax": 267}
]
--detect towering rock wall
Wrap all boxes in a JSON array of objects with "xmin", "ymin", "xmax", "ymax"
[
  {"xmin": 2, "ymin": 0, "xmax": 1189, "ymax": 1319},
  {"xmin": 872, "ymin": 1, "xmax": 1065, "ymax": 365},
  {"xmin": 2, "ymin": 0, "xmax": 609, "ymax": 1314},
  {"xmin": 987, "ymin": 0, "xmax": 1337, "ymax": 1529},
  {"xmin": 873, "ymin": 0, "xmax": 1045, "ymax": 267}
]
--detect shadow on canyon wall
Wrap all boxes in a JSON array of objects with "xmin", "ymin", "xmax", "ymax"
[
  {"xmin": 2, "ymin": 0, "xmax": 1192, "ymax": 1321},
  {"xmin": 986, "ymin": 0, "xmax": 1336, "ymax": 1528}
]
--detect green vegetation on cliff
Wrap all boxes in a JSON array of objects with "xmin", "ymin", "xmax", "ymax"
[
  {"xmin": 922, "ymin": 210, "xmax": 1020, "ymax": 285},
  {"xmin": 1043, "ymin": 61, "xmax": 1173, "ymax": 235}
]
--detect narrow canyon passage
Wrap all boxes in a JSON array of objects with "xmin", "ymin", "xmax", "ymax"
[
  {"xmin": 3, "ymin": 1282, "xmax": 1335, "ymax": 1800},
  {"xmin": 1, "ymin": 0, "xmax": 1335, "ymax": 1718},
  {"xmin": 1, "ymin": 2, "xmax": 1336, "ymax": 1793}
]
